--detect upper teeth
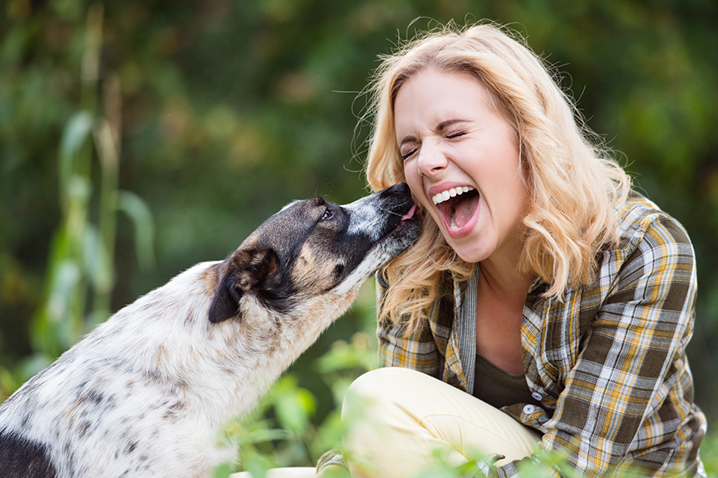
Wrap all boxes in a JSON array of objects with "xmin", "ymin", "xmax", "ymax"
[{"xmin": 432, "ymin": 186, "xmax": 475, "ymax": 205}]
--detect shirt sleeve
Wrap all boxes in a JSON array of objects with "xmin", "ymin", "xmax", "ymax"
[
  {"xmin": 497, "ymin": 215, "xmax": 699, "ymax": 476},
  {"xmin": 374, "ymin": 272, "xmax": 445, "ymax": 377}
]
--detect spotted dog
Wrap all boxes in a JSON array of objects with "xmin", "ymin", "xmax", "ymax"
[{"xmin": 0, "ymin": 183, "xmax": 420, "ymax": 478}]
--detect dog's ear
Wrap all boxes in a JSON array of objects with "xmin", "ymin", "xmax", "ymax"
[{"xmin": 208, "ymin": 248, "xmax": 280, "ymax": 323}]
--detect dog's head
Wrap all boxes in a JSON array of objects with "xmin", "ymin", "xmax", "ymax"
[{"xmin": 208, "ymin": 183, "xmax": 421, "ymax": 323}]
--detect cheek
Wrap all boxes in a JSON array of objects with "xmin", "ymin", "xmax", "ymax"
[
  {"xmin": 403, "ymin": 162, "xmax": 428, "ymax": 207},
  {"xmin": 403, "ymin": 163, "xmax": 445, "ymax": 233}
]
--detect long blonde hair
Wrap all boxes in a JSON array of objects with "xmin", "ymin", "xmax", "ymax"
[{"xmin": 363, "ymin": 22, "xmax": 631, "ymax": 330}]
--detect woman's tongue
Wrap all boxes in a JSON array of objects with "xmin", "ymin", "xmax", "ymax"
[{"xmin": 439, "ymin": 194, "xmax": 479, "ymax": 230}]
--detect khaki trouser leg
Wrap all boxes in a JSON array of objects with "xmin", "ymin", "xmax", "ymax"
[
  {"xmin": 341, "ymin": 367, "xmax": 540, "ymax": 478},
  {"xmin": 231, "ymin": 467, "xmax": 316, "ymax": 478}
]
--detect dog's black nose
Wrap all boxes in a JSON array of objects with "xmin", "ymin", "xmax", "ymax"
[
  {"xmin": 379, "ymin": 182, "xmax": 411, "ymax": 199},
  {"xmin": 377, "ymin": 183, "xmax": 416, "ymax": 219}
]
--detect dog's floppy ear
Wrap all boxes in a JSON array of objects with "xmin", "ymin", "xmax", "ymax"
[{"xmin": 208, "ymin": 248, "xmax": 280, "ymax": 323}]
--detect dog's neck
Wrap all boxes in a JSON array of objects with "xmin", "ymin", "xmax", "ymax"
[{"xmin": 90, "ymin": 262, "xmax": 360, "ymax": 429}]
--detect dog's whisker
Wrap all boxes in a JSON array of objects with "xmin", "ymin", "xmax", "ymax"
[{"xmin": 378, "ymin": 207, "xmax": 404, "ymax": 217}]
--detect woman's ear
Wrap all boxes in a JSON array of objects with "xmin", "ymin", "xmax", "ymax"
[{"xmin": 208, "ymin": 248, "xmax": 280, "ymax": 323}]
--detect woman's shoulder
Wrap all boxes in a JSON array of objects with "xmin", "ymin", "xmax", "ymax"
[
  {"xmin": 613, "ymin": 190, "xmax": 693, "ymax": 259},
  {"xmin": 564, "ymin": 191, "xmax": 698, "ymax": 330}
]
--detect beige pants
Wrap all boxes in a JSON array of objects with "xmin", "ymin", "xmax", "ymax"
[
  {"xmin": 233, "ymin": 367, "xmax": 540, "ymax": 478},
  {"xmin": 231, "ymin": 469, "xmax": 316, "ymax": 478}
]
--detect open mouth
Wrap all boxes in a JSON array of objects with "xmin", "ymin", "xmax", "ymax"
[{"xmin": 432, "ymin": 186, "xmax": 480, "ymax": 232}]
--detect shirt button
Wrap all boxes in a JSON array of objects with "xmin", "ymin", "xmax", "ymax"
[
  {"xmin": 523, "ymin": 404, "xmax": 535, "ymax": 415},
  {"xmin": 531, "ymin": 392, "xmax": 543, "ymax": 402}
]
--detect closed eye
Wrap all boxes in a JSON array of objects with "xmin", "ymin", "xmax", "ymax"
[
  {"xmin": 446, "ymin": 130, "xmax": 466, "ymax": 139},
  {"xmin": 401, "ymin": 148, "xmax": 417, "ymax": 161}
]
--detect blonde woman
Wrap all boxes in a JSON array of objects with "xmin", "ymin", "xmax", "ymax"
[
  {"xmin": 315, "ymin": 22, "xmax": 706, "ymax": 478},
  {"xmin": 235, "ymin": 21, "xmax": 706, "ymax": 478}
]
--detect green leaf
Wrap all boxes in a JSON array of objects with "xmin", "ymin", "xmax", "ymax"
[
  {"xmin": 46, "ymin": 259, "xmax": 81, "ymax": 324},
  {"xmin": 81, "ymin": 223, "xmax": 113, "ymax": 293},
  {"xmin": 117, "ymin": 190, "xmax": 156, "ymax": 270},
  {"xmin": 242, "ymin": 448, "xmax": 274, "ymax": 478},
  {"xmin": 272, "ymin": 377, "xmax": 316, "ymax": 434},
  {"xmin": 58, "ymin": 111, "xmax": 94, "ymax": 197},
  {"xmin": 212, "ymin": 463, "xmax": 235, "ymax": 478}
]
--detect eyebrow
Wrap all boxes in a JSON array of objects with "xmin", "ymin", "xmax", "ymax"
[{"xmin": 398, "ymin": 119, "xmax": 470, "ymax": 146}]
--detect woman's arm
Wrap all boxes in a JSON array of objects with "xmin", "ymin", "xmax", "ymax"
[
  {"xmin": 375, "ymin": 273, "xmax": 447, "ymax": 377},
  {"xmin": 497, "ymin": 215, "xmax": 704, "ymax": 477}
]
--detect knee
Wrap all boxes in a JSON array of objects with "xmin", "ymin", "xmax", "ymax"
[
  {"xmin": 342, "ymin": 367, "xmax": 424, "ymax": 420},
  {"xmin": 340, "ymin": 368, "xmax": 451, "ymax": 478}
]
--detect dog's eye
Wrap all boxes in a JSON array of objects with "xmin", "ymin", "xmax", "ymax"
[{"xmin": 321, "ymin": 209, "xmax": 334, "ymax": 221}]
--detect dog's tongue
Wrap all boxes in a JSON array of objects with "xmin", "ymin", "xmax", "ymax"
[
  {"xmin": 450, "ymin": 195, "xmax": 479, "ymax": 229},
  {"xmin": 401, "ymin": 205, "xmax": 417, "ymax": 221}
]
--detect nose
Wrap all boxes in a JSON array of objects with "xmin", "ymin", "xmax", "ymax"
[{"xmin": 416, "ymin": 142, "xmax": 447, "ymax": 177}]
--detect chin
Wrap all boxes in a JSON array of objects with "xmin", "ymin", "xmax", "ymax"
[{"xmin": 446, "ymin": 240, "xmax": 490, "ymax": 264}]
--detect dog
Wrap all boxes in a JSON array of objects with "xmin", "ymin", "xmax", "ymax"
[{"xmin": 0, "ymin": 183, "xmax": 420, "ymax": 478}]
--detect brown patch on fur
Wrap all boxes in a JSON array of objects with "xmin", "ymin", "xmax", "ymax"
[
  {"xmin": 237, "ymin": 249, "xmax": 280, "ymax": 291},
  {"xmin": 285, "ymin": 289, "xmax": 360, "ymax": 341},
  {"xmin": 152, "ymin": 345, "xmax": 167, "ymax": 369},
  {"xmin": 291, "ymin": 243, "xmax": 342, "ymax": 293},
  {"xmin": 200, "ymin": 263, "xmax": 223, "ymax": 292}
]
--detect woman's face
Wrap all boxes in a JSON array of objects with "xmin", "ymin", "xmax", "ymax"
[{"xmin": 395, "ymin": 68, "xmax": 530, "ymax": 265}]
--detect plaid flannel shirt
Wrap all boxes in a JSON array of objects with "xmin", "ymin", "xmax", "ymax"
[
  {"xmin": 375, "ymin": 193, "xmax": 706, "ymax": 477},
  {"xmin": 317, "ymin": 193, "xmax": 707, "ymax": 476}
]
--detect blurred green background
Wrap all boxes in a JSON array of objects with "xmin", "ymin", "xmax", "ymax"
[{"xmin": 1, "ymin": 0, "xmax": 717, "ymax": 473}]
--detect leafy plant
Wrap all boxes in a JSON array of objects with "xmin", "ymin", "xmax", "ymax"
[{"xmin": 0, "ymin": 4, "xmax": 155, "ymax": 394}]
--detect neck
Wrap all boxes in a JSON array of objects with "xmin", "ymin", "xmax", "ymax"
[{"xmin": 479, "ymin": 255, "xmax": 533, "ymax": 303}]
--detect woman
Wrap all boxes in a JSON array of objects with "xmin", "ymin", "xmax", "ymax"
[{"xmin": 315, "ymin": 22, "xmax": 706, "ymax": 478}]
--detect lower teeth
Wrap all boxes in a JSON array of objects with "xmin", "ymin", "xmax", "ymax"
[{"xmin": 450, "ymin": 215, "xmax": 459, "ymax": 230}]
